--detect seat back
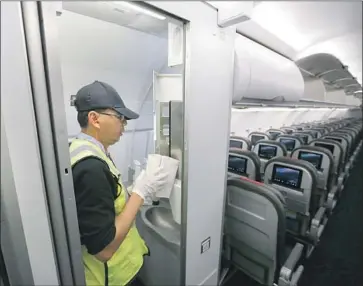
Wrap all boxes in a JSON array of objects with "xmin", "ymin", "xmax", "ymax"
[
  {"xmin": 228, "ymin": 148, "xmax": 261, "ymax": 181},
  {"xmin": 224, "ymin": 177, "xmax": 286, "ymax": 285},
  {"xmin": 330, "ymin": 132, "xmax": 353, "ymax": 151},
  {"xmin": 275, "ymin": 135, "xmax": 304, "ymax": 155},
  {"xmin": 264, "ymin": 157, "xmax": 319, "ymax": 236},
  {"xmin": 230, "ymin": 136, "xmax": 252, "ymax": 151},
  {"xmin": 291, "ymin": 146, "xmax": 334, "ymax": 200},
  {"xmin": 310, "ymin": 139, "xmax": 344, "ymax": 175},
  {"xmin": 324, "ymin": 125, "xmax": 335, "ymax": 132},
  {"xmin": 292, "ymin": 132, "xmax": 314, "ymax": 144},
  {"xmin": 336, "ymin": 129, "xmax": 358, "ymax": 147},
  {"xmin": 291, "ymin": 125, "xmax": 304, "ymax": 131},
  {"xmin": 248, "ymin": 132, "xmax": 271, "ymax": 148},
  {"xmin": 334, "ymin": 129, "xmax": 356, "ymax": 140},
  {"xmin": 311, "ymin": 128, "xmax": 328, "ymax": 137},
  {"xmin": 322, "ymin": 135, "xmax": 349, "ymax": 164},
  {"xmin": 280, "ymin": 127, "xmax": 296, "ymax": 134},
  {"xmin": 303, "ymin": 129, "xmax": 319, "ymax": 139},
  {"xmin": 266, "ymin": 128, "xmax": 286, "ymax": 140},
  {"xmin": 252, "ymin": 140, "xmax": 287, "ymax": 176},
  {"xmin": 342, "ymin": 127, "xmax": 359, "ymax": 139}
]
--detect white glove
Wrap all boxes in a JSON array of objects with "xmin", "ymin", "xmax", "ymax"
[{"xmin": 132, "ymin": 166, "xmax": 168, "ymax": 201}]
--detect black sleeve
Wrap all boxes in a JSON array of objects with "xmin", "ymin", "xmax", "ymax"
[{"xmin": 72, "ymin": 157, "xmax": 117, "ymax": 255}]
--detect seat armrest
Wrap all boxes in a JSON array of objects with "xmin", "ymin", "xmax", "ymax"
[
  {"xmin": 326, "ymin": 185, "xmax": 338, "ymax": 211},
  {"xmin": 310, "ymin": 207, "xmax": 327, "ymax": 243},
  {"xmin": 312, "ymin": 207, "xmax": 326, "ymax": 226},
  {"xmin": 290, "ymin": 265, "xmax": 304, "ymax": 286},
  {"xmin": 279, "ymin": 243, "xmax": 304, "ymax": 282}
]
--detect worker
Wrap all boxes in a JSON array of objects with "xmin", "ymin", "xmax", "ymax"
[{"xmin": 69, "ymin": 81, "xmax": 168, "ymax": 286}]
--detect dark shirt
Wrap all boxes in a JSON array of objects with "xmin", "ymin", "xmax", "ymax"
[{"xmin": 72, "ymin": 157, "xmax": 118, "ymax": 255}]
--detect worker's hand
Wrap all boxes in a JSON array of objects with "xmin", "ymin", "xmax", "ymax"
[{"xmin": 132, "ymin": 166, "xmax": 168, "ymax": 200}]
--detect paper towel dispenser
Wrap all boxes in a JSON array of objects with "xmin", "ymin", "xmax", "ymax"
[{"xmin": 233, "ymin": 35, "xmax": 304, "ymax": 103}]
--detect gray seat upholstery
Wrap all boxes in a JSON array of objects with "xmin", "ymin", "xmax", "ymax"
[
  {"xmin": 266, "ymin": 129, "xmax": 286, "ymax": 140},
  {"xmin": 223, "ymin": 177, "xmax": 305, "ymax": 286},
  {"xmin": 275, "ymin": 135, "xmax": 304, "ymax": 153},
  {"xmin": 224, "ymin": 177, "xmax": 286, "ymax": 285},
  {"xmin": 329, "ymin": 132, "xmax": 353, "ymax": 155},
  {"xmin": 230, "ymin": 136, "xmax": 252, "ymax": 150},
  {"xmin": 248, "ymin": 132, "xmax": 271, "ymax": 147},
  {"xmin": 265, "ymin": 157, "xmax": 320, "ymax": 215},
  {"xmin": 322, "ymin": 135, "xmax": 350, "ymax": 166},
  {"xmin": 229, "ymin": 148, "xmax": 262, "ymax": 181},
  {"xmin": 291, "ymin": 145, "xmax": 334, "ymax": 191},
  {"xmin": 254, "ymin": 140, "xmax": 288, "ymax": 156}
]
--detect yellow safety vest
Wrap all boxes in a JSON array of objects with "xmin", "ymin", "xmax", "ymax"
[{"xmin": 69, "ymin": 138, "xmax": 149, "ymax": 286}]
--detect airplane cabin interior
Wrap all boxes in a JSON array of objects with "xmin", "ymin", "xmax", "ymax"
[{"xmin": 1, "ymin": 1, "xmax": 362, "ymax": 286}]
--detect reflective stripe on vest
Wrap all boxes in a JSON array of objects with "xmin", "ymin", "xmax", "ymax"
[{"xmin": 70, "ymin": 139, "xmax": 148, "ymax": 286}]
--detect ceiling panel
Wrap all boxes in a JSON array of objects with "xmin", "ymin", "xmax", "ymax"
[
  {"xmin": 236, "ymin": 1, "xmax": 362, "ymax": 94},
  {"xmin": 62, "ymin": 1, "xmax": 168, "ymax": 38}
]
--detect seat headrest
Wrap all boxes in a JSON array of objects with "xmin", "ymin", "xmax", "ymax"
[
  {"xmin": 330, "ymin": 132, "xmax": 352, "ymax": 138},
  {"xmin": 292, "ymin": 145, "xmax": 335, "ymax": 175},
  {"xmin": 227, "ymin": 177, "xmax": 285, "ymax": 206},
  {"xmin": 229, "ymin": 149, "xmax": 262, "ymax": 181},
  {"xmin": 310, "ymin": 138, "xmax": 344, "ymax": 154},
  {"xmin": 249, "ymin": 131, "xmax": 271, "ymax": 140},
  {"xmin": 230, "ymin": 136, "xmax": 252, "ymax": 150}
]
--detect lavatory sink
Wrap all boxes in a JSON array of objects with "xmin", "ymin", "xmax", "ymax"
[
  {"xmin": 145, "ymin": 206, "xmax": 180, "ymax": 232},
  {"xmin": 139, "ymin": 205, "xmax": 181, "ymax": 251},
  {"xmin": 136, "ymin": 204, "xmax": 182, "ymax": 285}
]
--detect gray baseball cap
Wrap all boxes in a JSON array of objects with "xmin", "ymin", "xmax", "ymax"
[{"xmin": 73, "ymin": 81, "xmax": 139, "ymax": 120}]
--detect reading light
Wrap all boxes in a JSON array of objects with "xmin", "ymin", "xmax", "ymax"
[{"xmin": 113, "ymin": 1, "xmax": 166, "ymax": 20}]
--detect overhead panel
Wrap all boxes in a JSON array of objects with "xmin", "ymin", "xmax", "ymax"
[
  {"xmin": 62, "ymin": 1, "xmax": 168, "ymax": 38},
  {"xmin": 296, "ymin": 53, "xmax": 362, "ymax": 96}
]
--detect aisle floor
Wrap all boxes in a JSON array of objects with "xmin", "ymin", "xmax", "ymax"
[{"xmin": 299, "ymin": 149, "xmax": 363, "ymax": 286}]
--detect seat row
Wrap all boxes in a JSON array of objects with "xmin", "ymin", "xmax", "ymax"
[{"xmin": 219, "ymin": 117, "xmax": 362, "ymax": 286}]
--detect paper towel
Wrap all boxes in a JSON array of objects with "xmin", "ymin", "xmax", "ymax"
[
  {"xmin": 169, "ymin": 179, "xmax": 182, "ymax": 224},
  {"xmin": 146, "ymin": 154, "xmax": 179, "ymax": 198}
]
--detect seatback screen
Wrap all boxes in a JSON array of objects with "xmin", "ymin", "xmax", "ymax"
[
  {"xmin": 228, "ymin": 155, "xmax": 247, "ymax": 175},
  {"xmin": 230, "ymin": 140, "xmax": 243, "ymax": 149},
  {"xmin": 298, "ymin": 151, "xmax": 323, "ymax": 169},
  {"xmin": 251, "ymin": 135, "xmax": 264, "ymax": 145},
  {"xmin": 280, "ymin": 138, "xmax": 296, "ymax": 151},
  {"xmin": 258, "ymin": 145, "xmax": 277, "ymax": 159},
  {"xmin": 272, "ymin": 165, "xmax": 303, "ymax": 190},
  {"xmin": 284, "ymin": 129, "xmax": 293, "ymax": 134},
  {"xmin": 315, "ymin": 143, "xmax": 335, "ymax": 154},
  {"xmin": 326, "ymin": 137, "xmax": 342, "ymax": 143}
]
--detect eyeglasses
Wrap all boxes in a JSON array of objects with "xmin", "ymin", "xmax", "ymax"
[{"xmin": 98, "ymin": 112, "xmax": 128, "ymax": 126}]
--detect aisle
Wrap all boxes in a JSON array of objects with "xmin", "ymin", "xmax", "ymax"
[{"xmin": 300, "ymin": 149, "xmax": 363, "ymax": 286}]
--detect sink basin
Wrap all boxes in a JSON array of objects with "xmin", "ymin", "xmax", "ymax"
[
  {"xmin": 145, "ymin": 206, "xmax": 180, "ymax": 231},
  {"xmin": 140, "ymin": 205, "xmax": 181, "ymax": 248}
]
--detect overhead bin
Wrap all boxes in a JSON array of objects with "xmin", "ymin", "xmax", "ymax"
[
  {"xmin": 233, "ymin": 35, "xmax": 304, "ymax": 103},
  {"xmin": 296, "ymin": 53, "xmax": 362, "ymax": 96}
]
